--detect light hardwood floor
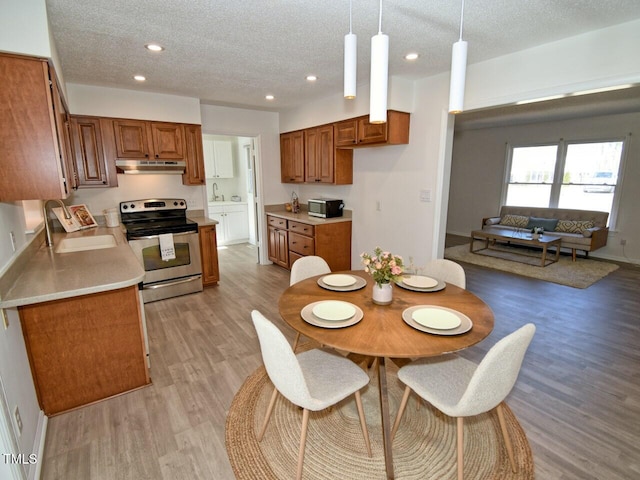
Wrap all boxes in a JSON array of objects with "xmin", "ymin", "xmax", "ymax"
[{"xmin": 41, "ymin": 242, "xmax": 640, "ymax": 479}]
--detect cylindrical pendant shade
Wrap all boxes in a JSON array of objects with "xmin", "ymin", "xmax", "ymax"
[
  {"xmin": 344, "ymin": 32, "xmax": 357, "ymax": 99},
  {"xmin": 370, "ymin": 32, "xmax": 389, "ymax": 124},
  {"xmin": 448, "ymin": 39, "xmax": 468, "ymax": 114}
]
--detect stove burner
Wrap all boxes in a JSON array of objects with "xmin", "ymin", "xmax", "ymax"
[{"xmin": 120, "ymin": 198, "xmax": 198, "ymax": 240}]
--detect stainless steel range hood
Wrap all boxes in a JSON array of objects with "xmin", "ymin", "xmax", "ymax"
[{"xmin": 115, "ymin": 159, "xmax": 186, "ymax": 174}]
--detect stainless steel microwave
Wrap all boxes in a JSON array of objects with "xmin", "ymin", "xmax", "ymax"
[{"xmin": 308, "ymin": 199, "xmax": 344, "ymax": 218}]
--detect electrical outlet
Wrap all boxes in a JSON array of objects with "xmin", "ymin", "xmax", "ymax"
[
  {"xmin": 14, "ymin": 406, "xmax": 22, "ymax": 435},
  {"xmin": 620, "ymin": 239, "xmax": 627, "ymax": 246},
  {"xmin": 9, "ymin": 231, "xmax": 16, "ymax": 252},
  {"xmin": 376, "ymin": 200, "xmax": 381, "ymax": 211},
  {"xmin": 187, "ymin": 199, "xmax": 196, "ymax": 208},
  {"xmin": 1, "ymin": 309, "xmax": 8, "ymax": 329}
]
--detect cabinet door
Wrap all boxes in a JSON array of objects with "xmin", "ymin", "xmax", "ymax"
[
  {"xmin": 305, "ymin": 125, "xmax": 334, "ymax": 183},
  {"xmin": 280, "ymin": 130, "xmax": 305, "ymax": 183},
  {"xmin": 268, "ymin": 226, "xmax": 289, "ymax": 268},
  {"xmin": 0, "ymin": 54, "xmax": 70, "ymax": 200},
  {"xmin": 183, "ymin": 125, "xmax": 205, "ymax": 185},
  {"xmin": 208, "ymin": 207, "xmax": 226, "ymax": 245},
  {"xmin": 70, "ymin": 116, "xmax": 115, "ymax": 187},
  {"xmin": 199, "ymin": 225, "xmax": 220, "ymax": 286},
  {"xmin": 357, "ymin": 116, "xmax": 388, "ymax": 144},
  {"xmin": 113, "ymin": 119, "xmax": 150, "ymax": 159},
  {"xmin": 213, "ymin": 141, "xmax": 234, "ymax": 178},
  {"xmin": 225, "ymin": 206, "xmax": 249, "ymax": 243},
  {"xmin": 334, "ymin": 119, "xmax": 358, "ymax": 147},
  {"xmin": 51, "ymin": 76, "xmax": 78, "ymax": 192},
  {"xmin": 304, "ymin": 128, "xmax": 319, "ymax": 182},
  {"xmin": 150, "ymin": 122, "xmax": 185, "ymax": 159}
]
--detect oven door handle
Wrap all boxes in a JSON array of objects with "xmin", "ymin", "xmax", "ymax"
[
  {"xmin": 143, "ymin": 275, "xmax": 203, "ymax": 290},
  {"xmin": 129, "ymin": 231, "xmax": 197, "ymax": 241}
]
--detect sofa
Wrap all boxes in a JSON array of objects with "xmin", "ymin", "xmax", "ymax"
[{"xmin": 482, "ymin": 206, "xmax": 609, "ymax": 260}]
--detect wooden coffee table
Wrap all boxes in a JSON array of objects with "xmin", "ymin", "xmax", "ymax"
[{"xmin": 471, "ymin": 227, "xmax": 562, "ymax": 267}]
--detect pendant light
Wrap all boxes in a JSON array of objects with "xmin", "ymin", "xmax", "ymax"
[
  {"xmin": 344, "ymin": 0, "xmax": 357, "ymax": 99},
  {"xmin": 449, "ymin": 0, "xmax": 468, "ymax": 114},
  {"xmin": 369, "ymin": 0, "xmax": 389, "ymax": 124}
]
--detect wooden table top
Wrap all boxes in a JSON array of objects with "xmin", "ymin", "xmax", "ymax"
[{"xmin": 278, "ymin": 270, "xmax": 495, "ymax": 358}]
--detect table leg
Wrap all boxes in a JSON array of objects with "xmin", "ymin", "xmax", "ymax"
[
  {"xmin": 541, "ymin": 245, "xmax": 548, "ymax": 267},
  {"xmin": 377, "ymin": 356, "xmax": 395, "ymax": 479}
]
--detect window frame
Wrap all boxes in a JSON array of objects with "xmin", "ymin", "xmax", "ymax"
[{"xmin": 502, "ymin": 135, "xmax": 629, "ymax": 230}]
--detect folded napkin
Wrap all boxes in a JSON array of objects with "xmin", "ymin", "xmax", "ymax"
[{"xmin": 159, "ymin": 233, "xmax": 176, "ymax": 261}]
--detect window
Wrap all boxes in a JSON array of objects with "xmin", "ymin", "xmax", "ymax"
[{"xmin": 505, "ymin": 139, "xmax": 626, "ymax": 227}]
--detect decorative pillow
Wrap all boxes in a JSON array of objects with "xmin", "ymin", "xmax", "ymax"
[
  {"xmin": 499, "ymin": 214, "xmax": 529, "ymax": 228},
  {"xmin": 556, "ymin": 219, "xmax": 595, "ymax": 233},
  {"xmin": 525, "ymin": 216, "xmax": 559, "ymax": 232},
  {"xmin": 484, "ymin": 217, "xmax": 501, "ymax": 225}
]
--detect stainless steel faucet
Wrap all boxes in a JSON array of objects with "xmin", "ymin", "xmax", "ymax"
[
  {"xmin": 43, "ymin": 200, "xmax": 72, "ymax": 247},
  {"xmin": 212, "ymin": 182, "xmax": 220, "ymax": 201}
]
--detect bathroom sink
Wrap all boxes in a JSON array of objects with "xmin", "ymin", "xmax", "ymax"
[{"xmin": 54, "ymin": 234, "xmax": 117, "ymax": 253}]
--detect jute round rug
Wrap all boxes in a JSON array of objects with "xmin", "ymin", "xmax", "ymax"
[{"xmin": 226, "ymin": 359, "xmax": 534, "ymax": 479}]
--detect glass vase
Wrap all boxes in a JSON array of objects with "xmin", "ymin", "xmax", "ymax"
[{"xmin": 372, "ymin": 282, "xmax": 393, "ymax": 305}]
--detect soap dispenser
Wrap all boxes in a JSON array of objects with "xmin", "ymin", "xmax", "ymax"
[{"xmin": 291, "ymin": 192, "xmax": 300, "ymax": 214}]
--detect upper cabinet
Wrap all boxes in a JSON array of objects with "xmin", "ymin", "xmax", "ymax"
[
  {"xmin": 182, "ymin": 125, "xmax": 206, "ymax": 185},
  {"xmin": 203, "ymin": 138, "xmax": 234, "ymax": 178},
  {"xmin": 112, "ymin": 120, "xmax": 185, "ymax": 160},
  {"xmin": 0, "ymin": 53, "xmax": 74, "ymax": 201},
  {"xmin": 68, "ymin": 116, "xmax": 117, "ymax": 187},
  {"xmin": 304, "ymin": 125, "xmax": 334, "ymax": 183},
  {"xmin": 280, "ymin": 130, "xmax": 305, "ymax": 183},
  {"xmin": 334, "ymin": 110, "xmax": 410, "ymax": 148}
]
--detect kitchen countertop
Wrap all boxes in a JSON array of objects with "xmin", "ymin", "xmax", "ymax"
[
  {"xmin": 0, "ymin": 226, "xmax": 145, "ymax": 309},
  {"xmin": 189, "ymin": 215, "xmax": 219, "ymax": 226},
  {"xmin": 265, "ymin": 208, "xmax": 352, "ymax": 225}
]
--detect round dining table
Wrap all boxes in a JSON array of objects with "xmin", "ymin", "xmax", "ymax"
[{"xmin": 278, "ymin": 270, "xmax": 494, "ymax": 480}]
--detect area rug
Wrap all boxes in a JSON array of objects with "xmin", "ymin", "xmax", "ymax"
[
  {"xmin": 226, "ymin": 361, "xmax": 534, "ymax": 479},
  {"xmin": 445, "ymin": 243, "xmax": 619, "ymax": 289}
]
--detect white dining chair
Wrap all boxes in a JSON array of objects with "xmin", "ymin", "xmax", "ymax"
[
  {"xmin": 391, "ymin": 323, "xmax": 536, "ymax": 480},
  {"xmin": 289, "ymin": 256, "xmax": 331, "ymax": 350},
  {"xmin": 424, "ymin": 258, "xmax": 466, "ymax": 289},
  {"xmin": 251, "ymin": 310, "xmax": 372, "ymax": 480}
]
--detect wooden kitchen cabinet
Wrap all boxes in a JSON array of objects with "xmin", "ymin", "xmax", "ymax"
[
  {"xmin": 280, "ymin": 130, "xmax": 305, "ymax": 183},
  {"xmin": 199, "ymin": 225, "xmax": 220, "ymax": 286},
  {"xmin": 305, "ymin": 125, "xmax": 334, "ymax": 183},
  {"xmin": 334, "ymin": 110, "xmax": 410, "ymax": 148},
  {"xmin": 0, "ymin": 53, "xmax": 75, "ymax": 200},
  {"xmin": 69, "ymin": 115, "xmax": 118, "ymax": 187},
  {"xmin": 267, "ymin": 214, "xmax": 352, "ymax": 271},
  {"xmin": 112, "ymin": 119, "xmax": 185, "ymax": 160},
  {"xmin": 19, "ymin": 285, "xmax": 150, "ymax": 415},
  {"xmin": 183, "ymin": 124, "xmax": 206, "ymax": 185},
  {"xmin": 267, "ymin": 216, "xmax": 289, "ymax": 268}
]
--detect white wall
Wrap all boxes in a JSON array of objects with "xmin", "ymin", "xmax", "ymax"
[{"xmin": 0, "ymin": 0, "xmax": 51, "ymax": 58}]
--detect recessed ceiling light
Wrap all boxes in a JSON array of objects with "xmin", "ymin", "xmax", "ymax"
[
  {"xmin": 145, "ymin": 43, "xmax": 164, "ymax": 52},
  {"xmin": 404, "ymin": 53, "xmax": 419, "ymax": 61},
  {"xmin": 265, "ymin": 95, "xmax": 275, "ymax": 101},
  {"xmin": 134, "ymin": 75, "xmax": 146, "ymax": 82},
  {"xmin": 306, "ymin": 75, "xmax": 317, "ymax": 82}
]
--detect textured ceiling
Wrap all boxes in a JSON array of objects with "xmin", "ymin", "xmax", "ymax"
[{"xmin": 46, "ymin": 0, "xmax": 640, "ymax": 113}]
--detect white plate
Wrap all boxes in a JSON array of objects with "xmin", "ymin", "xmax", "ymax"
[
  {"xmin": 402, "ymin": 306, "xmax": 473, "ymax": 336},
  {"xmin": 301, "ymin": 301, "xmax": 363, "ymax": 329},
  {"xmin": 312, "ymin": 300, "xmax": 356, "ymax": 321},
  {"xmin": 395, "ymin": 278, "xmax": 446, "ymax": 293},
  {"xmin": 402, "ymin": 275, "xmax": 438, "ymax": 289},
  {"xmin": 321, "ymin": 274, "xmax": 357, "ymax": 287},
  {"xmin": 318, "ymin": 275, "xmax": 367, "ymax": 292},
  {"xmin": 412, "ymin": 308, "xmax": 461, "ymax": 329}
]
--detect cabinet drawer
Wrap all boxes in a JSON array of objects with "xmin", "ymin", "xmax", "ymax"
[
  {"xmin": 289, "ymin": 232, "xmax": 315, "ymax": 255},
  {"xmin": 288, "ymin": 220, "xmax": 314, "ymax": 237},
  {"xmin": 268, "ymin": 215, "xmax": 287, "ymax": 229}
]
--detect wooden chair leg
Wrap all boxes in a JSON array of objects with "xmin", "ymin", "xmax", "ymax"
[
  {"xmin": 496, "ymin": 403, "xmax": 517, "ymax": 473},
  {"xmin": 457, "ymin": 417, "xmax": 464, "ymax": 480},
  {"xmin": 572, "ymin": 248, "xmax": 577, "ymax": 261},
  {"xmin": 257, "ymin": 387, "xmax": 278, "ymax": 442},
  {"xmin": 354, "ymin": 390, "xmax": 372, "ymax": 457},
  {"xmin": 391, "ymin": 386, "xmax": 412, "ymax": 441},
  {"xmin": 296, "ymin": 408, "xmax": 310, "ymax": 480},
  {"xmin": 292, "ymin": 332, "xmax": 301, "ymax": 351}
]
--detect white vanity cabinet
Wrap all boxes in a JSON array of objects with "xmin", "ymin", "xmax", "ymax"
[
  {"xmin": 208, "ymin": 202, "xmax": 249, "ymax": 245},
  {"xmin": 203, "ymin": 139, "xmax": 234, "ymax": 178}
]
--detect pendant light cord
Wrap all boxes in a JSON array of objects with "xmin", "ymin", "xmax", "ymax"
[
  {"xmin": 349, "ymin": 0, "xmax": 353, "ymax": 34},
  {"xmin": 458, "ymin": 0, "xmax": 465, "ymax": 40},
  {"xmin": 378, "ymin": 0, "xmax": 383, "ymax": 34}
]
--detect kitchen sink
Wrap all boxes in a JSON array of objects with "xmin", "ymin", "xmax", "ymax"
[{"xmin": 54, "ymin": 234, "xmax": 117, "ymax": 253}]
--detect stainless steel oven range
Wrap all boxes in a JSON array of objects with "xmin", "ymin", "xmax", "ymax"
[{"xmin": 120, "ymin": 198, "xmax": 203, "ymax": 303}]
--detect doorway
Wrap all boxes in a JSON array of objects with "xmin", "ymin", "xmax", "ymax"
[{"xmin": 202, "ymin": 134, "xmax": 261, "ymax": 263}]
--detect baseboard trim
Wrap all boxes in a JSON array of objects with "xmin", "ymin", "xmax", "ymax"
[{"xmin": 29, "ymin": 411, "xmax": 47, "ymax": 480}]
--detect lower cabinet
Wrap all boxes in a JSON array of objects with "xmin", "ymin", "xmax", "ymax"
[
  {"xmin": 19, "ymin": 286, "xmax": 150, "ymax": 416},
  {"xmin": 267, "ymin": 214, "xmax": 352, "ymax": 271},
  {"xmin": 199, "ymin": 224, "xmax": 220, "ymax": 286},
  {"xmin": 208, "ymin": 203, "xmax": 249, "ymax": 245}
]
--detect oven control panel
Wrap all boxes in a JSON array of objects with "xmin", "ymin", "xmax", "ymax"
[{"xmin": 120, "ymin": 198, "xmax": 187, "ymax": 213}]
